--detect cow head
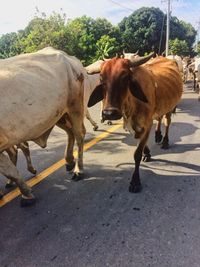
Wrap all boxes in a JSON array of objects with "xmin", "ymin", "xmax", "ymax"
[{"xmin": 87, "ymin": 53, "xmax": 154, "ymax": 121}]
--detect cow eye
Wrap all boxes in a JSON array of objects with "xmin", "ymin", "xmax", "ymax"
[{"xmin": 121, "ymin": 73, "xmax": 129, "ymax": 81}]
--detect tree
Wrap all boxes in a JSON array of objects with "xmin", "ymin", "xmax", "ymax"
[
  {"xmin": 170, "ymin": 17, "xmax": 196, "ymax": 54},
  {"xmin": 18, "ymin": 11, "xmax": 69, "ymax": 53},
  {"xmin": 118, "ymin": 7, "xmax": 166, "ymax": 55},
  {"xmin": 65, "ymin": 16, "xmax": 122, "ymax": 65},
  {"xmin": 196, "ymin": 41, "xmax": 200, "ymax": 56},
  {"xmin": 169, "ymin": 38, "xmax": 189, "ymax": 56},
  {"xmin": 95, "ymin": 35, "xmax": 117, "ymax": 60},
  {"xmin": 0, "ymin": 8, "xmax": 197, "ymax": 61},
  {"xmin": 0, "ymin": 32, "xmax": 22, "ymax": 58},
  {"xmin": 118, "ymin": 7, "xmax": 197, "ymax": 56}
]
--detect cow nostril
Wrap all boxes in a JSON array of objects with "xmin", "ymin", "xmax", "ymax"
[
  {"xmin": 103, "ymin": 110, "xmax": 113, "ymax": 116},
  {"xmin": 102, "ymin": 108, "xmax": 122, "ymax": 120}
]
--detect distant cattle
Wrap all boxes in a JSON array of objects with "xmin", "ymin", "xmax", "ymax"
[
  {"xmin": 122, "ymin": 50, "xmax": 139, "ymax": 60},
  {"xmin": 194, "ymin": 58, "xmax": 200, "ymax": 100},
  {"xmin": 0, "ymin": 47, "xmax": 100, "ymax": 206},
  {"xmin": 86, "ymin": 54, "xmax": 182, "ymax": 192},
  {"xmin": 167, "ymin": 55, "xmax": 184, "ymax": 81},
  {"xmin": 188, "ymin": 57, "xmax": 200, "ymax": 98}
]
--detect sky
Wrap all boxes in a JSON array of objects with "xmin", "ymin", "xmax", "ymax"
[{"xmin": 0, "ymin": 0, "xmax": 200, "ymax": 36}]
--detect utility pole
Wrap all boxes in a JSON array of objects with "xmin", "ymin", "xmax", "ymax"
[
  {"xmin": 162, "ymin": 0, "xmax": 178, "ymax": 56},
  {"xmin": 196, "ymin": 20, "xmax": 200, "ymax": 53},
  {"xmin": 165, "ymin": 0, "xmax": 171, "ymax": 56}
]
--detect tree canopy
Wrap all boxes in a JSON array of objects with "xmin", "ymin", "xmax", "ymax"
[
  {"xmin": 118, "ymin": 7, "xmax": 196, "ymax": 56},
  {"xmin": 119, "ymin": 7, "xmax": 166, "ymax": 55},
  {"xmin": 0, "ymin": 7, "xmax": 197, "ymax": 63}
]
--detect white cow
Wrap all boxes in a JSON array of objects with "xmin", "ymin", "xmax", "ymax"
[
  {"xmin": 188, "ymin": 57, "xmax": 200, "ymax": 95},
  {"xmin": 194, "ymin": 57, "xmax": 200, "ymax": 100},
  {"xmin": 167, "ymin": 55, "xmax": 184, "ymax": 79},
  {"xmin": 0, "ymin": 47, "xmax": 100, "ymax": 206},
  {"xmin": 193, "ymin": 57, "xmax": 200, "ymax": 84},
  {"xmin": 122, "ymin": 50, "xmax": 139, "ymax": 60}
]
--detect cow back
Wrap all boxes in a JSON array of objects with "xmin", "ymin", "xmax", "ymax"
[
  {"xmin": 145, "ymin": 57, "xmax": 183, "ymax": 118},
  {"xmin": 0, "ymin": 47, "xmax": 85, "ymax": 151}
]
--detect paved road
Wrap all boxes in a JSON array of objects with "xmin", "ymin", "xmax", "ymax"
[{"xmin": 0, "ymin": 82, "xmax": 200, "ymax": 267}]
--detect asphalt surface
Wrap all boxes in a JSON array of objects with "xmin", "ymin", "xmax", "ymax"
[{"xmin": 0, "ymin": 81, "xmax": 200, "ymax": 267}]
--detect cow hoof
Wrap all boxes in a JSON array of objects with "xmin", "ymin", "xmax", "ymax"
[
  {"xmin": 5, "ymin": 181, "xmax": 15, "ymax": 189},
  {"xmin": 0, "ymin": 191, "xmax": 4, "ymax": 199},
  {"xmin": 107, "ymin": 121, "xmax": 112, "ymax": 125},
  {"xmin": 161, "ymin": 143, "xmax": 169, "ymax": 149},
  {"xmin": 93, "ymin": 125, "xmax": 98, "ymax": 131},
  {"xmin": 129, "ymin": 183, "xmax": 142, "ymax": 193},
  {"xmin": 66, "ymin": 162, "xmax": 75, "ymax": 172},
  {"xmin": 161, "ymin": 137, "xmax": 169, "ymax": 149},
  {"xmin": 20, "ymin": 196, "xmax": 36, "ymax": 207},
  {"xmin": 72, "ymin": 172, "xmax": 84, "ymax": 182},
  {"xmin": 28, "ymin": 167, "xmax": 37, "ymax": 175}
]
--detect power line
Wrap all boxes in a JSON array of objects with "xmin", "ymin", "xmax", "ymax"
[{"xmin": 108, "ymin": 0, "xmax": 134, "ymax": 12}]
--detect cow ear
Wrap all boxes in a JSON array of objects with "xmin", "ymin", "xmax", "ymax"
[
  {"xmin": 88, "ymin": 84, "xmax": 104, "ymax": 107},
  {"xmin": 129, "ymin": 79, "xmax": 148, "ymax": 103}
]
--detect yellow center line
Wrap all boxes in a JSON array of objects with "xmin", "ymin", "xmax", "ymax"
[{"xmin": 0, "ymin": 123, "xmax": 122, "ymax": 208}]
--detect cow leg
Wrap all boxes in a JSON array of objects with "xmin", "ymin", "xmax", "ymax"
[
  {"xmin": 143, "ymin": 145, "xmax": 151, "ymax": 162},
  {"xmin": 161, "ymin": 112, "xmax": 171, "ymax": 149},
  {"xmin": 0, "ymin": 153, "xmax": 35, "ymax": 206},
  {"xmin": 129, "ymin": 126, "xmax": 151, "ymax": 193},
  {"xmin": 56, "ymin": 116, "xmax": 76, "ymax": 172},
  {"xmin": 57, "ymin": 112, "xmax": 85, "ymax": 181},
  {"xmin": 100, "ymin": 101, "xmax": 104, "ymax": 123},
  {"xmin": 155, "ymin": 117, "xmax": 163, "ymax": 143},
  {"xmin": 86, "ymin": 109, "xmax": 98, "ymax": 131},
  {"xmin": 18, "ymin": 142, "xmax": 37, "ymax": 174},
  {"xmin": 198, "ymin": 82, "xmax": 200, "ymax": 101},
  {"xmin": 194, "ymin": 73, "xmax": 196, "ymax": 91},
  {"xmin": 64, "ymin": 127, "xmax": 76, "ymax": 171},
  {"xmin": 5, "ymin": 146, "xmax": 18, "ymax": 188},
  {"xmin": 72, "ymin": 122, "xmax": 86, "ymax": 181},
  {"xmin": 0, "ymin": 189, "xmax": 3, "ymax": 199}
]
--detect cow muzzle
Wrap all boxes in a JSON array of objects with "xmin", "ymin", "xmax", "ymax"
[{"xmin": 102, "ymin": 107, "xmax": 122, "ymax": 120}]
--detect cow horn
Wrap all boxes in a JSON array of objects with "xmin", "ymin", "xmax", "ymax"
[
  {"xmin": 102, "ymin": 57, "xmax": 110, "ymax": 61},
  {"xmin": 85, "ymin": 60, "xmax": 104, "ymax": 74},
  {"xmin": 129, "ymin": 52, "xmax": 155, "ymax": 68}
]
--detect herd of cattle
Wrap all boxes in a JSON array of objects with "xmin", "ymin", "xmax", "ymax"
[{"xmin": 0, "ymin": 47, "xmax": 199, "ymax": 207}]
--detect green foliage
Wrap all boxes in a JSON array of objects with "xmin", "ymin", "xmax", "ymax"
[
  {"xmin": 0, "ymin": 32, "xmax": 22, "ymax": 58},
  {"xmin": 170, "ymin": 17, "xmax": 196, "ymax": 55},
  {"xmin": 196, "ymin": 41, "xmax": 200, "ymax": 56},
  {"xmin": 18, "ymin": 11, "xmax": 69, "ymax": 53},
  {"xmin": 118, "ymin": 7, "xmax": 196, "ymax": 56},
  {"xmin": 118, "ymin": 7, "xmax": 166, "ymax": 55},
  {"xmin": 65, "ymin": 16, "xmax": 121, "ymax": 65},
  {"xmin": 65, "ymin": 16, "xmax": 96, "ymax": 65},
  {"xmin": 95, "ymin": 35, "xmax": 118, "ymax": 60},
  {"xmin": 0, "ymin": 7, "xmax": 197, "ymax": 61},
  {"xmin": 169, "ymin": 38, "xmax": 189, "ymax": 56}
]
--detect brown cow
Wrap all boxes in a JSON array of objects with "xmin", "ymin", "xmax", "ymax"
[{"xmin": 86, "ymin": 54, "xmax": 183, "ymax": 193}]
